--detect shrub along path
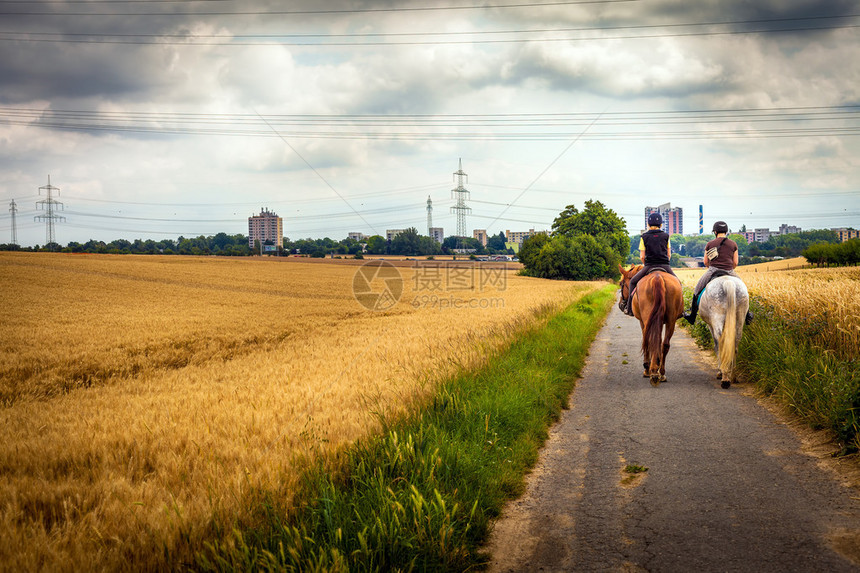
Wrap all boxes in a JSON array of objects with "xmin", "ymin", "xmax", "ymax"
[{"xmin": 487, "ymin": 300, "xmax": 860, "ymax": 572}]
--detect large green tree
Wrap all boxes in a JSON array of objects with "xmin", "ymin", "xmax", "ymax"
[
  {"xmin": 390, "ymin": 228, "xmax": 442, "ymax": 256},
  {"xmin": 441, "ymin": 236, "xmax": 485, "ymax": 254},
  {"xmin": 391, "ymin": 227, "xmax": 422, "ymax": 255},
  {"xmin": 551, "ymin": 199, "xmax": 629, "ymax": 259},
  {"xmin": 521, "ymin": 200, "xmax": 628, "ymax": 280},
  {"xmin": 364, "ymin": 235, "xmax": 387, "ymax": 255},
  {"xmin": 517, "ymin": 232, "xmax": 550, "ymax": 270},
  {"xmin": 486, "ymin": 231, "xmax": 508, "ymax": 253}
]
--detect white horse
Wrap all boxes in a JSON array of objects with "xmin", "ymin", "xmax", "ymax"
[{"xmin": 698, "ymin": 275, "xmax": 750, "ymax": 389}]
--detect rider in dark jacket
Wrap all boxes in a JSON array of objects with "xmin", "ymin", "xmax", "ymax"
[{"xmin": 624, "ymin": 212, "xmax": 677, "ymax": 316}]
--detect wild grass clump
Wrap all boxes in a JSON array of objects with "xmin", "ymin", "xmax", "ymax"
[
  {"xmin": 738, "ymin": 297, "xmax": 860, "ymax": 454},
  {"xmin": 738, "ymin": 267, "xmax": 860, "ymax": 360},
  {"xmin": 198, "ymin": 285, "xmax": 617, "ymax": 572}
]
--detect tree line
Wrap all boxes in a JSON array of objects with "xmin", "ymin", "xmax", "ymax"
[
  {"xmin": 0, "ymin": 229, "xmax": 515, "ymax": 257},
  {"xmin": 0, "ymin": 234, "xmax": 254, "ymax": 256},
  {"xmin": 280, "ymin": 229, "xmax": 513, "ymax": 257},
  {"xmin": 802, "ymin": 238, "xmax": 860, "ymax": 266}
]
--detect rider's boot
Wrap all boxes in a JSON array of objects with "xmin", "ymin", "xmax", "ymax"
[{"xmin": 683, "ymin": 294, "xmax": 699, "ymax": 325}]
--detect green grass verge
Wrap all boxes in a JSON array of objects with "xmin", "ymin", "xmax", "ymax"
[
  {"xmin": 197, "ymin": 284, "xmax": 616, "ymax": 572},
  {"xmin": 680, "ymin": 290, "xmax": 860, "ymax": 455},
  {"xmin": 738, "ymin": 297, "xmax": 860, "ymax": 454}
]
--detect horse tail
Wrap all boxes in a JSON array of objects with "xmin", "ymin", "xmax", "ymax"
[
  {"xmin": 719, "ymin": 282, "xmax": 738, "ymax": 374},
  {"xmin": 642, "ymin": 275, "xmax": 666, "ymax": 357}
]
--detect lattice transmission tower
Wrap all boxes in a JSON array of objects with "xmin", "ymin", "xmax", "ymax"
[
  {"xmin": 450, "ymin": 158, "xmax": 471, "ymax": 238},
  {"xmin": 35, "ymin": 175, "xmax": 65, "ymax": 248},
  {"xmin": 9, "ymin": 199, "xmax": 18, "ymax": 246}
]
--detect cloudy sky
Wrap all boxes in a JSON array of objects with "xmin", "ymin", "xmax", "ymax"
[{"xmin": 0, "ymin": 0, "xmax": 858, "ymax": 247}]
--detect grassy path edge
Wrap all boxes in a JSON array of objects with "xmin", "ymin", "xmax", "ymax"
[{"xmin": 198, "ymin": 284, "xmax": 616, "ymax": 572}]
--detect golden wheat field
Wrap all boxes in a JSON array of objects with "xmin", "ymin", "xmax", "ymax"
[{"xmin": 0, "ymin": 252, "xmax": 601, "ymax": 571}]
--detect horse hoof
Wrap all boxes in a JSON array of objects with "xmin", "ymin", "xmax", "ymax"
[
  {"xmin": 721, "ymin": 380, "xmax": 731, "ymax": 389},
  {"xmin": 716, "ymin": 371, "xmax": 722, "ymax": 380},
  {"xmin": 642, "ymin": 371, "xmax": 650, "ymax": 378},
  {"xmin": 660, "ymin": 374, "xmax": 667, "ymax": 382},
  {"xmin": 650, "ymin": 376, "xmax": 661, "ymax": 387}
]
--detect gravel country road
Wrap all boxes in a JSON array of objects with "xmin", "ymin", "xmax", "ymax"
[{"xmin": 486, "ymin": 301, "xmax": 860, "ymax": 572}]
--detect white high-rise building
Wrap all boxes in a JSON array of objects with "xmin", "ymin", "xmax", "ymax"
[{"xmin": 248, "ymin": 208, "xmax": 283, "ymax": 250}]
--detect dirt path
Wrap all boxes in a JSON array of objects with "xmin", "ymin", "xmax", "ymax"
[{"xmin": 486, "ymin": 302, "xmax": 860, "ymax": 572}]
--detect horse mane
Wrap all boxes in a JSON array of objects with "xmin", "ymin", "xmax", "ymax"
[{"xmin": 642, "ymin": 274, "xmax": 665, "ymax": 358}]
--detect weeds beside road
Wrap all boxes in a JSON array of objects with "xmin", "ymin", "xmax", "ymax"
[{"xmin": 200, "ymin": 285, "xmax": 617, "ymax": 572}]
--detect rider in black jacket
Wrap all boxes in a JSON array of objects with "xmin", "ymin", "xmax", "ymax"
[{"xmin": 624, "ymin": 212, "xmax": 677, "ymax": 316}]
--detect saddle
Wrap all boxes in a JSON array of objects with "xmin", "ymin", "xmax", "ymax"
[
  {"xmin": 629, "ymin": 266, "xmax": 680, "ymax": 300},
  {"xmin": 695, "ymin": 269, "xmax": 734, "ymax": 305}
]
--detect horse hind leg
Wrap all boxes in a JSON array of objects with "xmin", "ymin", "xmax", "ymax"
[
  {"xmin": 711, "ymin": 331, "xmax": 722, "ymax": 380},
  {"xmin": 649, "ymin": 352, "xmax": 662, "ymax": 387},
  {"xmin": 721, "ymin": 363, "xmax": 732, "ymax": 389},
  {"xmin": 660, "ymin": 341, "xmax": 670, "ymax": 382}
]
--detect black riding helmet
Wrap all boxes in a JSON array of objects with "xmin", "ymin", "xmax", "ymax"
[
  {"xmin": 712, "ymin": 221, "xmax": 729, "ymax": 235},
  {"xmin": 647, "ymin": 212, "xmax": 663, "ymax": 227}
]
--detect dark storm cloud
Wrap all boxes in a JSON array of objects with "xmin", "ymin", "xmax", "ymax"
[
  {"xmin": 0, "ymin": 3, "xmax": 208, "ymax": 106},
  {"xmin": 581, "ymin": 0, "xmax": 859, "ymax": 26},
  {"xmin": 0, "ymin": 42, "xmax": 179, "ymax": 104},
  {"xmin": 680, "ymin": 0, "xmax": 859, "ymax": 24},
  {"xmin": 480, "ymin": 0, "xmax": 860, "ymax": 104}
]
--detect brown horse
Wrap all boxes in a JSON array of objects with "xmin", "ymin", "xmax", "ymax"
[{"xmin": 618, "ymin": 264, "xmax": 684, "ymax": 386}]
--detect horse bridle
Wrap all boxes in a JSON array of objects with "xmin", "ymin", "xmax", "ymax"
[{"xmin": 620, "ymin": 278, "xmax": 631, "ymax": 305}]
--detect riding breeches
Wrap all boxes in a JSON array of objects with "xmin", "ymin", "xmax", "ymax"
[{"xmin": 693, "ymin": 267, "xmax": 740, "ymax": 297}]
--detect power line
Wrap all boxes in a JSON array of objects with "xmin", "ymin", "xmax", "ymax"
[
  {"xmin": 255, "ymin": 111, "xmax": 379, "ymax": 236},
  {"xmin": 486, "ymin": 110, "xmax": 604, "ymax": 228},
  {"xmin": 5, "ymin": 120, "xmax": 860, "ymax": 140},
  {"xmin": 3, "ymin": 104, "xmax": 857, "ymax": 123},
  {"xmin": 52, "ymin": 182, "xmax": 449, "ymax": 208},
  {"xmin": 0, "ymin": 1, "xmax": 232, "ymax": 3},
  {"xmin": 2, "ymin": 13, "xmax": 857, "ymax": 44},
  {"xmin": 60, "ymin": 203, "xmax": 442, "ymax": 222},
  {"xmin": 469, "ymin": 198, "xmax": 561, "ymax": 211},
  {"xmin": 2, "ymin": 22, "xmax": 856, "ymax": 46},
  {"xmin": 0, "ymin": 0, "xmax": 638, "ymax": 17},
  {"xmin": 2, "ymin": 105, "xmax": 858, "ymax": 141}
]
